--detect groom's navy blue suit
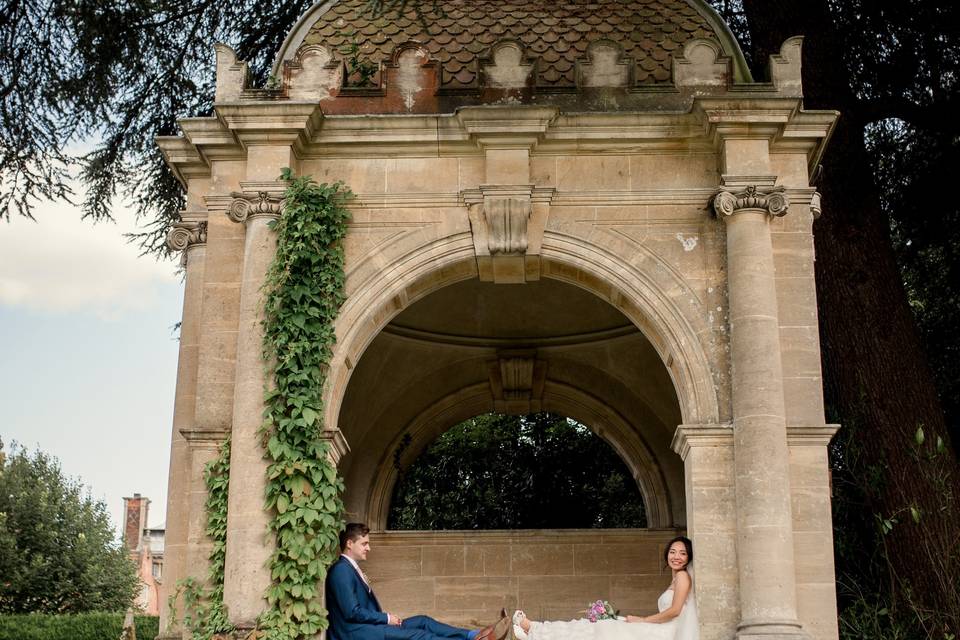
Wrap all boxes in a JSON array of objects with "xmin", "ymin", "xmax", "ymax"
[{"xmin": 325, "ymin": 556, "xmax": 474, "ymax": 640}]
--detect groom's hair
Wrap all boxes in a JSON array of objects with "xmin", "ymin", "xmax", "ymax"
[{"xmin": 340, "ymin": 522, "xmax": 370, "ymax": 551}]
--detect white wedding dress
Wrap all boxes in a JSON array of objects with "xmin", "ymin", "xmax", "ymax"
[{"xmin": 522, "ymin": 587, "xmax": 698, "ymax": 640}]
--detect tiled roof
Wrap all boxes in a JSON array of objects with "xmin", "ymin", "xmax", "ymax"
[{"xmin": 302, "ymin": 0, "xmax": 719, "ymax": 89}]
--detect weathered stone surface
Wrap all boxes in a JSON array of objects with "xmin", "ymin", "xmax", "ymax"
[{"xmin": 160, "ymin": 20, "xmax": 839, "ymax": 640}]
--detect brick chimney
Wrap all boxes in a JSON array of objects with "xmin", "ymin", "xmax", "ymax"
[{"xmin": 122, "ymin": 493, "xmax": 150, "ymax": 551}]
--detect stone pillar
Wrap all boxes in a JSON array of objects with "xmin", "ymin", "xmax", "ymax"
[
  {"xmin": 713, "ymin": 182, "xmax": 807, "ymax": 639},
  {"xmin": 158, "ymin": 218, "xmax": 207, "ymax": 637},
  {"xmin": 222, "ymin": 188, "xmax": 284, "ymax": 631},
  {"xmin": 181, "ymin": 428, "xmax": 230, "ymax": 607}
]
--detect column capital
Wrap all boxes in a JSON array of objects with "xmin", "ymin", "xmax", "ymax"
[
  {"xmin": 671, "ymin": 423, "xmax": 734, "ymax": 459},
  {"xmin": 712, "ymin": 184, "xmax": 790, "ymax": 219},
  {"xmin": 227, "ymin": 187, "xmax": 285, "ymax": 224},
  {"xmin": 165, "ymin": 219, "xmax": 208, "ymax": 252}
]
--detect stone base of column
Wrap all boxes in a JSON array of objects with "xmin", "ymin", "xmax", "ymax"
[
  {"xmin": 155, "ymin": 632, "xmax": 181, "ymax": 640},
  {"xmin": 221, "ymin": 625, "xmax": 257, "ymax": 640},
  {"xmin": 737, "ymin": 620, "xmax": 810, "ymax": 640}
]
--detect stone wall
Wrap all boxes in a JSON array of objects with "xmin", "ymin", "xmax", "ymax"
[{"xmin": 362, "ymin": 529, "xmax": 683, "ymax": 627}]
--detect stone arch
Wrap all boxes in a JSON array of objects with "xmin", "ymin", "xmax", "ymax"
[
  {"xmin": 324, "ymin": 225, "xmax": 722, "ymax": 446},
  {"xmin": 364, "ymin": 381, "xmax": 675, "ymax": 530}
]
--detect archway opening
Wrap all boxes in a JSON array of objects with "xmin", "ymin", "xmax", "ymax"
[
  {"xmin": 335, "ymin": 275, "xmax": 688, "ymax": 623},
  {"xmin": 388, "ymin": 412, "xmax": 647, "ymax": 530}
]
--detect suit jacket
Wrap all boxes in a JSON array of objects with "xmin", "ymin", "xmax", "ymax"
[{"xmin": 326, "ymin": 555, "xmax": 389, "ymax": 640}]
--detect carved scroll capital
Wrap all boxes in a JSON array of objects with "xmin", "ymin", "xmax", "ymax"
[
  {"xmin": 165, "ymin": 220, "xmax": 208, "ymax": 252},
  {"xmin": 712, "ymin": 185, "xmax": 790, "ymax": 219},
  {"xmin": 227, "ymin": 191, "xmax": 284, "ymax": 224}
]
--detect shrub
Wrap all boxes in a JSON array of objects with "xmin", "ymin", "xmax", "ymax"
[{"xmin": 0, "ymin": 612, "xmax": 158, "ymax": 640}]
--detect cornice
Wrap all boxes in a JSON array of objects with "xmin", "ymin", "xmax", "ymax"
[
  {"xmin": 157, "ymin": 98, "xmax": 837, "ymax": 173},
  {"xmin": 156, "ymin": 136, "xmax": 209, "ymax": 187},
  {"xmin": 671, "ymin": 423, "xmax": 734, "ymax": 459},
  {"xmin": 787, "ymin": 423, "xmax": 840, "ymax": 447},
  {"xmin": 214, "ymin": 102, "xmax": 323, "ymax": 152},
  {"xmin": 381, "ymin": 322, "xmax": 639, "ymax": 349},
  {"xmin": 455, "ymin": 105, "xmax": 559, "ymax": 149}
]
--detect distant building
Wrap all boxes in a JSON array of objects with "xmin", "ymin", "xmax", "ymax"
[{"xmin": 122, "ymin": 493, "xmax": 165, "ymax": 615}]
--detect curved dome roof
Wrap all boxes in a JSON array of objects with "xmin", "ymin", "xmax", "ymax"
[{"xmin": 274, "ymin": 0, "xmax": 752, "ymax": 90}]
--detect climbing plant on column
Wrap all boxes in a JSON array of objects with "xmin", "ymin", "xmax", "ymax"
[
  {"xmin": 169, "ymin": 436, "xmax": 233, "ymax": 640},
  {"xmin": 259, "ymin": 170, "xmax": 352, "ymax": 639}
]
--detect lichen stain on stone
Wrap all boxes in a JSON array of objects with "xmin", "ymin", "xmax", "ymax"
[
  {"xmin": 396, "ymin": 49, "xmax": 428, "ymax": 112},
  {"xmin": 676, "ymin": 232, "xmax": 698, "ymax": 251}
]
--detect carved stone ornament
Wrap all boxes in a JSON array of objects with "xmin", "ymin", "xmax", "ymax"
[
  {"xmin": 227, "ymin": 191, "xmax": 284, "ymax": 223},
  {"xmin": 810, "ymin": 191, "xmax": 822, "ymax": 218},
  {"xmin": 482, "ymin": 196, "xmax": 531, "ymax": 254},
  {"xmin": 712, "ymin": 185, "xmax": 790, "ymax": 218},
  {"xmin": 165, "ymin": 220, "xmax": 208, "ymax": 252}
]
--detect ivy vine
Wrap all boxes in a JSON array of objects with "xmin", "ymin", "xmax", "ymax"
[
  {"xmin": 169, "ymin": 436, "xmax": 233, "ymax": 640},
  {"xmin": 258, "ymin": 170, "xmax": 352, "ymax": 639}
]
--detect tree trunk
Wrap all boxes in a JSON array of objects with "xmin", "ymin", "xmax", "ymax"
[{"xmin": 742, "ymin": 0, "xmax": 960, "ymax": 628}]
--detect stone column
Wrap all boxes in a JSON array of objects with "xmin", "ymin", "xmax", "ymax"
[
  {"xmin": 672, "ymin": 424, "xmax": 739, "ymax": 640},
  {"xmin": 713, "ymin": 183, "xmax": 807, "ymax": 639},
  {"xmin": 222, "ymin": 189, "xmax": 284, "ymax": 631},
  {"xmin": 158, "ymin": 219, "xmax": 207, "ymax": 637}
]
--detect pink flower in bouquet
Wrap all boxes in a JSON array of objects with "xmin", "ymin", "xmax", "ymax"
[{"xmin": 585, "ymin": 599, "xmax": 616, "ymax": 622}]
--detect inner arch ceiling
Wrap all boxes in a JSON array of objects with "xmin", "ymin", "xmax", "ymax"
[{"xmin": 336, "ymin": 277, "xmax": 685, "ymax": 528}]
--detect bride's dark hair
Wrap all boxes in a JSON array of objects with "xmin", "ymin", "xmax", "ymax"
[{"xmin": 664, "ymin": 535, "xmax": 693, "ymax": 569}]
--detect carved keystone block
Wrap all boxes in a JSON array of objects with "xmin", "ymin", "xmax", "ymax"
[
  {"xmin": 464, "ymin": 185, "xmax": 553, "ymax": 284},
  {"xmin": 488, "ymin": 350, "xmax": 546, "ymax": 414}
]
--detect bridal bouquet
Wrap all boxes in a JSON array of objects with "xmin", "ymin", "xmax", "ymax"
[{"xmin": 585, "ymin": 600, "xmax": 617, "ymax": 622}]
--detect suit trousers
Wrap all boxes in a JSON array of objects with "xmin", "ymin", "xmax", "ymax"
[{"xmin": 383, "ymin": 615, "xmax": 473, "ymax": 640}]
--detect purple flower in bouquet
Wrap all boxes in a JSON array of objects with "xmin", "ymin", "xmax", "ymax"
[{"xmin": 585, "ymin": 599, "xmax": 617, "ymax": 622}]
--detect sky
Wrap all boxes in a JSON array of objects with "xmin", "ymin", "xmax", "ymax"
[{"xmin": 1, "ymin": 188, "xmax": 183, "ymax": 538}]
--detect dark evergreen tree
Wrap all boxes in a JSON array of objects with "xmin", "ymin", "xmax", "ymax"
[{"xmin": 389, "ymin": 413, "xmax": 647, "ymax": 530}]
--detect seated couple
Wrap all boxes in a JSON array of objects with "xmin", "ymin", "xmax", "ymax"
[{"xmin": 325, "ymin": 523, "xmax": 698, "ymax": 640}]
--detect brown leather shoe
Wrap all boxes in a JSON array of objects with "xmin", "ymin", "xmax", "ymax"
[
  {"xmin": 476, "ymin": 609, "xmax": 511, "ymax": 640},
  {"xmin": 475, "ymin": 624, "xmax": 496, "ymax": 640},
  {"xmin": 491, "ymin": 610, "xmax": 512, "ymax": 640}
]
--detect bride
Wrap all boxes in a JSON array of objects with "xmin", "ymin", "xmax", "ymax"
[{"xmin": 511, "ymin": 536, "xmax": 698, "ymax": 640}]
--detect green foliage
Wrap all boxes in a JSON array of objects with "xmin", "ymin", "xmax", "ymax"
[
  {"xmin": 831, "ymin": 420, "xmax": 960, "ymax": 639},
  {"xmin": 0, "ymin": 440, "xmax": 139, "ymax": 614},
  {"xmin": 389, "ymin": 413, "xmax": 647, "ymax": 530},
  {"xmin": 171, "ymin": 437, "xmax": 233, "ymax": 640},
  {"xmin": 0, "ymin": 612, "xmax": 158, "ymax": 640},
  {"xmin": 339, "ymin": 30, "xmax": 379, "ymax": 87},
  {"xmin": 258, "ymin": 173, "xmax": 352, "ymax": 639}
]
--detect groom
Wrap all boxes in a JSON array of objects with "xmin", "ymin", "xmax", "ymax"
[{"xmin": 325, "ymin": 523, "xmax": 510, "ymax": 640}]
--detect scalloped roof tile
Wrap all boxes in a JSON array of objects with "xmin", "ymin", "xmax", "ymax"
[{"xmin": 301, "ymin": 0, "xmax": 720, "ymax": 89}]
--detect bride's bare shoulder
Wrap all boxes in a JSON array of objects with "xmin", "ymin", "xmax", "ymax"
[{"xmin": 675, "ymin": 570, "xmax": 692, "ymax": 585}]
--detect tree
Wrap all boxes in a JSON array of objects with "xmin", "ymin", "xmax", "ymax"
[
  {"xmin": 4, "ymin": 0, "xmax": 959, "ymax": 632},
  {"xmin": 389, "ymin": 413, "xmax": 647, "ymax": 530},
  {"xmin": 0, "ymin": 439, "xmax": 140, "ymax": 614},
  {"xmin": 722, "ymin": 0, "xmax": 960, "ymax": 634}
]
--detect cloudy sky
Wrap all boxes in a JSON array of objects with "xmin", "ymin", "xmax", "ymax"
[{"xmin": 1, "ymin": 187, "xmax": 183, "ymax": 537}]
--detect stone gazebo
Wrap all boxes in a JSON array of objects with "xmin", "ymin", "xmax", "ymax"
[{"xmin": 158, "ymin": 1, "xmax": 839, "ymax": 639}]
